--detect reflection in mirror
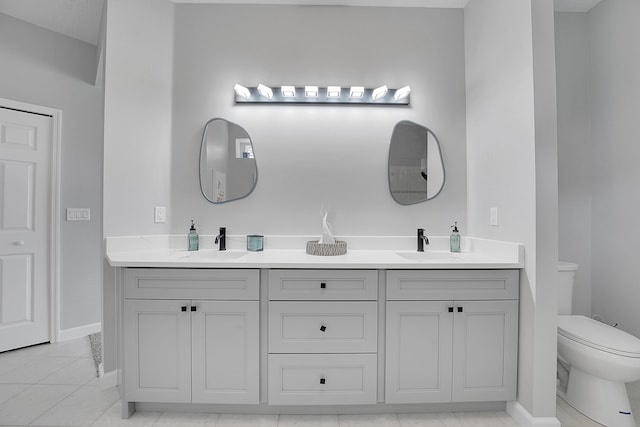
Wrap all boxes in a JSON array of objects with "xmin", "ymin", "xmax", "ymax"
[
  {"xmin": 388, "ymin": 120, "xmax": 445, "ymax": 204},
  {"xmin": 199, "ymin": 118, "xmax": 257, "ymax": 203}
]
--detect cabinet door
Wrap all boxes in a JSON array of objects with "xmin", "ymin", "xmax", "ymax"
[
  {"xmin": 123, "ymin": 299, "xmax": 191, "ymax": 403},
  {"xmin": 385, "ymin": 301, "xmax": 454, "ymax": 404},
  {"xmin": 451, "ymin": 300, "xmax": 518, "ymax": 402},
  {"xmin": 191, "ymin": 301, "xmax": 259, "ymax": 404}
]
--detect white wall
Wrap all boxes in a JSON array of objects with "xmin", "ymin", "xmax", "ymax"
[
  {"xmin": 0, "ymin": 13, "xmax": 103, "ymax": 333},
  {"xmin": 170, "ymin": 4, "xmax": 467, "ymax": 239},
  {"xmin": 465, "ymin": 0, "xmax": 558, "ymax": 418},
  {"xmin": 102, "ymin": 0, "xmax": 175, "ymax": 372},
  {"xmin": 554, "ymin": 12, "xmax": 592, "ymax": 317},
  {"xmin": 587, "ymin": 0, "xmax": 640, "ymax": 337}
]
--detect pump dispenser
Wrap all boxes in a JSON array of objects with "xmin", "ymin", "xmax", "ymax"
[
  {"xmin": 188, "ymin": 220, "xmax": 199, "ymax": 251},
  {"xmin": 450, "ymin": 222, "xmax": 460, "ymax": 253}
]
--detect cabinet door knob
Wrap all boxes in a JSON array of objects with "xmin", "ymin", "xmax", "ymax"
[
  {"xmin": 320, "ymin": 377, "xmax": 326, "ymax": 385},
  {"xmin": 457, "ymin": 306, "xmax": 463, "ymax": 313},
  {"xmin": 181, "ymin": 306, "xmax": 187, "ymax": 312},
  {"xmin": 320, "ymin": 325, "xmax": 327, "ymax": 332},
  {"xmin": 448, "ymin": 307, "xmax": 454, "ymax": 313},
  {"xmin": 191, "ymin": 306, "xmax": 197, "ymax": 312},
  {"xmin": 320, "ymin": 282, "xmax": 327, "ymax": 289}
]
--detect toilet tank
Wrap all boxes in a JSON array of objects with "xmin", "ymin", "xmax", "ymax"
[{"xmin": 558, "ymin": 261, "xmax": 578, "ymax": 315}]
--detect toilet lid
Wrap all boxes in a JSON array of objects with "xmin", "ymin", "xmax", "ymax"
[{"xmin": 558, "ymin": 315, "xmax": 640, "ymax": 357}]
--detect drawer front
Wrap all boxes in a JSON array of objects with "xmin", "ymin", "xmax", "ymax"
[
  {"xmin": 268, "ymin": 353, "xmax": 377, "ymax": 405},
  {"xmin": 269, "ymin": 302, "xmax": 377, "ymax": 353},
  {"xmin": 268, "ymin": 270, "xmax": 378, "ymax": 300},
  {"xmin": 386, "ymin": 270, "xmax": 519, "ymax": 301},
  {"xmin": 124, "ymin": 268, "xmax": 259, "ymax": 300}
]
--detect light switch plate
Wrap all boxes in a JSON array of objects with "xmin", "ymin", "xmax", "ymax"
[
  {"xmin": 154, "ymin": 206, "xmax": 166, "ymax": 223},
  {"xmin": 67, "ymin": 208, "xmax": 90, "ymax": 221},
  {"xmin": 490, "ymin": 207, "xmax": 499, "ymax": 226}
]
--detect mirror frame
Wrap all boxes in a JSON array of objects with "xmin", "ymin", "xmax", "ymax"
[
  {"xmin": 388, "ymin": 120, "xmax": 446, "ymax": 205},
  {"xmin": 199, "ymin": 117, "xmax": 258, "ymax": 204}
]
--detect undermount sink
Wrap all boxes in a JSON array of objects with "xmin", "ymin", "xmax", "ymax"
[
  {"xmin": 171, "ymin": 250, "xmax": 248, "ymax": 260},
  {"xmin": 395, "ymin": 251, "xmax": 464, "ymax": 262}
]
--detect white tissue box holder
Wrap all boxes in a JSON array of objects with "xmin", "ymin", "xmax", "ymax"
[{"xmin": 306, "ymin": 240, "xmax": 347, "ymax": 256}]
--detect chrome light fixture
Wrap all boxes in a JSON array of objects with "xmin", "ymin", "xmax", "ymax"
[{"xmin": 234, "ymin": 83, "xmax": 409, "ymax": 105}]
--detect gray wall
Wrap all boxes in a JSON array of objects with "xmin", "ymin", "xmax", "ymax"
[
  {"xmin": 555, "ymin": 12, "xmax": 592, "ymax": 317},
  {"xmin": 587, "ymin": 0, "xmax": 640, "ymax": 337},
  {"xmin": 465, "ymin": 0, "xmax": 558, "ymax": 417},
  {"xmin": 170, "ymin": 4, "xmax": 467, "ymax": 239},
  {"xmin": 0, "ymin": 13, "xmax": 103, "ymax": 332}
]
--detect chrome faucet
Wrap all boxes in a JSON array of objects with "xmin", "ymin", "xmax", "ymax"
[
  {"xmin": 417, "ymin": 228, "xmax": 429, "ymax": 252},
  {"xmin": 214, "ymin": 227, "xmax": 226, "ymax": 251}
]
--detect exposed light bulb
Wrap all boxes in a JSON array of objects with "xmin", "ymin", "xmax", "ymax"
[
  {"xmin": 371, "ymin": 85, "xmax": 388, "ymax": 100},
  {"xmin": 257, "ymin": 83, "xmax": 273, "ymax": 99},
  {"xmin": 234, "ymin": 84, "xmax": 251, "ymax": 99},
  {"xmin": 394, "ymin": 85, "xmax": 411, "ymax": 100}
]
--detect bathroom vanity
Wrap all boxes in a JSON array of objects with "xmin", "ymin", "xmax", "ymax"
[{"xmin": 107, "ymin": 235, "xmax": 523, "ymax": 418}]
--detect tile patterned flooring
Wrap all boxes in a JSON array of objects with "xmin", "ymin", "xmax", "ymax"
[{"xmin": 0, "ymin": 337, "xmax": 638, "ymax": 426}]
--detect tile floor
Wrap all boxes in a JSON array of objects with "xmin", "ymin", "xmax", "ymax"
[{"xmin": 0, "ymin": 337, "xmax": 638, "ymax": 426}]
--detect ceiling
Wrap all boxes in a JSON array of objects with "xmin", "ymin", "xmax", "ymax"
[{"xmin": 0, "ymin": 0, "xmax": 600, "ymax": 48}]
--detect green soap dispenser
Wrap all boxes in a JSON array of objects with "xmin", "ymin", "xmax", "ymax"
[
  {"xmin": 188, "ymin": 220, "xmax": 199, "ymax": 251},
  {"xmin": 450, "ymin": 222, "xmax": 461, "ymax": 253}
]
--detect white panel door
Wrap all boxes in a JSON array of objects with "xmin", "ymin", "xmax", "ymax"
[
  {"xmin": 191, "ymin": 300, "xmax": 259, "ymax": 404},
  {"xmin": 0, "ymin": 107, "xmax": 52, "ymax": 352},
  {"xmin": 385, "ymin": 301, "xmax": 454, "ymax": 404}
]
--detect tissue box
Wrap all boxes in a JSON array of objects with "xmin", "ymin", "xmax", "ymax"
[{"xmin": 306, "ymin": 240, "xmax": 347, "ymax": 256}]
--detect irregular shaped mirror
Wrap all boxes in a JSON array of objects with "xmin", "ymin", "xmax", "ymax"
[
  {"xmin": 199, "ymin": 118, "xmax": 257, "ymax": 203},
  {"xmin": 388, "ymin": 120, "xmax": 445, "ymax": 204}
]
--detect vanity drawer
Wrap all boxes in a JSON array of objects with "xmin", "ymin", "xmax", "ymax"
[
  {"xmin": 386, "ymin": 270, "xmax": 519, "ymax": 301},
  {"xmin": 123, "ymin": 268, "xmax": 259, "ymax": 300},
  {"xmin": 268, "ymin": 270, "xmax": 378, "ymax": 300},
  {"xmin": 269, "ymin": 302, "xmax": 377, "ymax": 353},
  {"xmin": 268, "ymin": 353, "xmax": 377, "ymax": 405}
]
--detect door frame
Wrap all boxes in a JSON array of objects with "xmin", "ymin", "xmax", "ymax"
[{"xmin": 0, "ymin": 97, "xmax": 62, "ymax": 344}]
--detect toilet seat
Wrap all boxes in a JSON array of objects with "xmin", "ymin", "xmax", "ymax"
[{"xmin": 558, "ymin": 315, "xmax": 640, "ymax": 358}]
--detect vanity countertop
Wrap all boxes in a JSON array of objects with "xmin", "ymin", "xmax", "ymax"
[{"xmin": 106, "ymin": 235, "xmax": 523, "ymax": 269}]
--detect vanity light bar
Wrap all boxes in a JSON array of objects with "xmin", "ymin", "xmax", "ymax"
[{"xmin": 234, "ymin": 84, "xmax": 410, "ymax": 105}]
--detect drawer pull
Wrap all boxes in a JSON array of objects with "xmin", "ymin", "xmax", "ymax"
[
  {"xmin": 320, "ymin": 282, "xmax": 327, "ymax": 289},
  {"xmin": 457, "ymin": 306, "xmax": 463, "ymax": 313},
  {"xmin": 181, "ymin": 306, "xmax": 187, "ymax": 312},
  {"xmin": 320, "ymin": 377, "xmax": 326, "ymax": 385},
  {"xmin": 320, "ymin": 325, "xmax": 327, "ymax": 332},
  {"xmin": 191, "ymin": 306, "xmax": 197, "ymax": 312}
]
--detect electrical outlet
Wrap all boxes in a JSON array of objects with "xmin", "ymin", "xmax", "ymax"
[
  {"xmin": 154, "ymin": 207, "xmax": 166, "ymax": 223},
  {"xmin": 490, "ymin": 207, "xmax": 499, "ymax": 226}
]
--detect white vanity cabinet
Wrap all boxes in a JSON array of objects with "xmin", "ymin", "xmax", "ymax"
[
  {"xmin": 122, "ymin": 269, "xmax": 259, "ymax": 405},
  {"xmin": 267, "ymin": 269, "xmax": 378, "ymax": 405},
  {"xmin": 385, "ymin": 270, "xmax": 519, "ymax": 404}
]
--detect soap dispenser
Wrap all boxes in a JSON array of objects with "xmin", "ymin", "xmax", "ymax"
[
  {"xmin": 188, "ymin": 220, "xmax": 199, "ymax": 251},
  {"xmin": 450, "ymin": 222, "xmax": 461, "ymax": 253}
]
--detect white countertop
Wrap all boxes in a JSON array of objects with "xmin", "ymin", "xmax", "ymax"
[{"xmin": 105, "ymin": 235, "xmax": 523, "ymax": 269}]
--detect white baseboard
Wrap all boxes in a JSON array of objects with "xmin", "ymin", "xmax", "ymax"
[
  {"xmin": 58, "ymin": 322, "xmax": 101, "ymax": 342},
  {"xmin": 507, "ymin": 401, "xmax": 561, "ymax": 427},
  {"xmin": 99, "ymin": 365, "xmax": 118, "ymax": 389}
]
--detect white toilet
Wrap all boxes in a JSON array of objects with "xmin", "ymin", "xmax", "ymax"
[{"xmin": 557, "ymin": 261, "xmax": 640, "ymax": 427}]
